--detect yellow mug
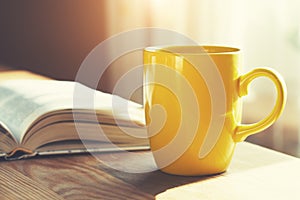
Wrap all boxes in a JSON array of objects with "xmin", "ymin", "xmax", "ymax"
[{"xmin": 143, "ymin": 46, "xmax": 287, "ymax": 176}]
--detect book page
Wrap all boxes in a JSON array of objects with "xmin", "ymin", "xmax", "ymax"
[
  {"xmin": 0, "ymin": 121, "xmax": 17, "ymax": 153},
  {"xmin": 0, "ymin": 79, "xmax": 145, "ymax": 145},
  {"xmin": 0, "ymin": 84, "xmax": 42, "ymax": 143}
]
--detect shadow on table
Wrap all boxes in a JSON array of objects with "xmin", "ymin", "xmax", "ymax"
[{"xmin": 98, "ymin": 162, "xmax": 218, "ymax": 196}]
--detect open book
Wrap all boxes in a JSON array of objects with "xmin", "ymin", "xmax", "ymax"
[{"xmin": 0, "ymin": 79, "xmax": 149, "ymax": 160}]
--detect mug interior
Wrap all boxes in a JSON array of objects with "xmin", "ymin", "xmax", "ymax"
[{"xmin": 145, "ymin": 46, "xmax": 240, "ymax": 55}]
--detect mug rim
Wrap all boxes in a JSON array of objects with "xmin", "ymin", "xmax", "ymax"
[{"xmin": 144, "ymin": 45, "xmax": 240, "ymax": 55}]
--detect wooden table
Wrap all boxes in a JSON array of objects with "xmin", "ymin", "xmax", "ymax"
[{"xmin": 1, "ymin": 142, "xmax": 300, "ymax": 200}]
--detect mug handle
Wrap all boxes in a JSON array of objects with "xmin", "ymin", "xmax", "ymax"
[{"xmin": 233, "ymin": 67, "xmax": 287, "ymax": 142}]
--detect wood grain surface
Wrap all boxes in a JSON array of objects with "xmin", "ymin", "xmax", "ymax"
[
  {"xmin": 0, "ymin": 154, "xmax": 153, "ymax": 200},
  {"xmin": 1, "ymin": 142, "xmax": 300, "ymax": 200}
]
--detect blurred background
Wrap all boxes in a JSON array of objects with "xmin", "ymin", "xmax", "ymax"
[{"xmin": 0, "ymin": 0, "xmax": 299, "ymax": 157}]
